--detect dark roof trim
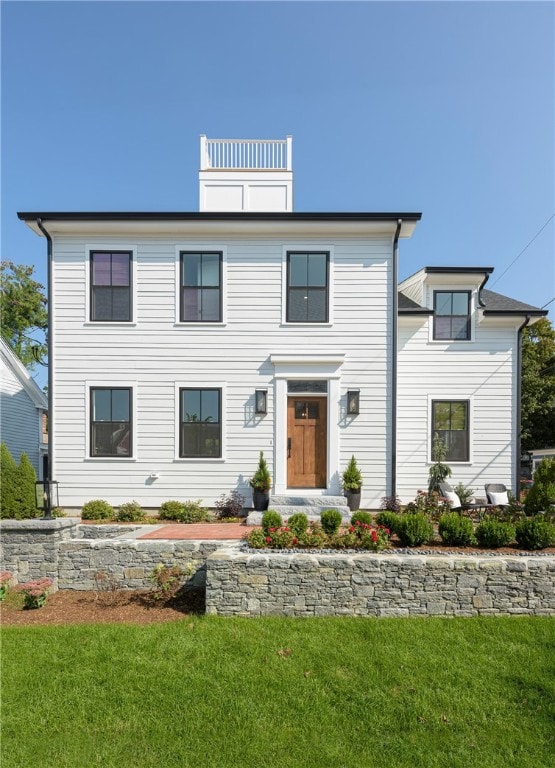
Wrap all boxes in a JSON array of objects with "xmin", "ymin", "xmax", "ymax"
[
  {"xmin": 482, "ymin": 309, "xmax": 547, "ymax": 317},
  {"xmin": 398, "ymin": 307, "xmax": 434, "ymax": 315},
  {"xmin": 18, "ymin": 211, "xmax": 422, "ymax": 223},
  {"xmin": 424, "ymin": 266, "xmax": 494, "ymax": 274}
]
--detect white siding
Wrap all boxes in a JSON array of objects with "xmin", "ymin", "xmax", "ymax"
[{"xmin": 0, "ymin": 360, "xmax": 43, "ymax": 473}]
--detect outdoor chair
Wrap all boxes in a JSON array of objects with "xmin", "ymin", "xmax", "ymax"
[
  {"xmin": 439, "ymin": 482, "xmax": 492, "ymax": 518},
  {"xmin": 484, "ymin": 483, "xmax": 510, "ymax": 508}
]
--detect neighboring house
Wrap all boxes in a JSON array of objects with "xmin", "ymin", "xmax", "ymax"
[
  {"xmin": 17, "ymin": 136, "xmax": 547, "ymax": 508},
  {"xmin": 0, "ymin": 338, "xmax": 48, "ymax": 476},
  {"xmin": 529, "ymin": 448, "xmax": 555, "ymax": 473}
]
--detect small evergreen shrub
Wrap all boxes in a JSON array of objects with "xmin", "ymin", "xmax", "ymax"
[
  {"xmin": 475, "ymin": 519, "xmax": 516, "ymax": 548},
  {"xmin": 114, "ymin": 500, "xmax": 144, "ymax": 522},
  {"xmin": 375, "ymin": 510, "xmax": 400, "ymax": 533},
  {"xmin": 524, "ymin": 458, "xmax": 555, "ymax": 515},
  {"xmin": 0, "ymin": 443, "xmax": 18, "ymax": 518},
  {"xmin": 245, "ymin": 528, "xmax": 267, "ymax": 549},
  {"xmin": 249, "ymin": 451, "xmax": 272, "ymax": 492},
  {"xmin": 515, "ymin": 516, "xmax": 555, "ymax": 550},
  {"xmin": 453, "ymin": 483, "xmax": 475, "ymax": 508},
  {"xmin": 180, "ymin": 501, "xmax": 207, "ymax": 523},
  {"xmin": 342, "ymin": 455, "xmax": 363, "ymax": 491},
  {"xmin": 438, "ymin": 513, "xmax": 475, "ymax": 546},
  {"xmin": 159, "ymin": 500, "xmax": 185, "ymax": 521},
  {"xmin": 15, "ymin": 452, "xmax": 39, "ymax": 519},
  {"xmin": 215, "ymin": 490, "xmax": 245, "ymax": 518},
  {"xmin": 320, "ymin": 509, "xmax": 342, "ymax": 535},
  {"xmin": 262, "ymin": 510, "xmax": 282, "ymax": 533},
  {"xmin": 287, "ymin": 513, "xmax": 309, "ymax": 537},
  {"xmin": 396, "ymin": 513, "xmax": 434, "ymax": 547},
  {"xmin": 81, "ymin": 499, "xmax": 114, "ymax": 520},
  {"xmin": 380, "ymin": 494, "xmax": 402, "ymax": 513},
  {"xmin": 351, "ymin": 511, "xmax": 373, "ymax": 526}
]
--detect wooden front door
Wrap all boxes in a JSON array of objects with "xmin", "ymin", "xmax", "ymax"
[{"xmin": 287, "ymin": 397, "xmax": 327, "ymax": 488}]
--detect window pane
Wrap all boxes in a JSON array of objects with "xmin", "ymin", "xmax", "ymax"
[
  {"xmin": 434, "ymin": 293, "xmax": 452, "ymax": 315},
  {"xmin": 307, "ymin": 289, "xmax": 326, "ymax": 322},
  {"xmin": 307, "ymin": 254, "xmax": 327, "ymax": 287},
  {"xmin": 93, "ymin": 389, "xmax": 112, "ymax": 421},
  {"xmin": 433, "ymin": 402, "xmax": 451, "ymax": 430},
  {"xmin": 182, "ymin": 390, "xmax": 201, "ymax": 421},
  {"xmin": 92, "ymin": 423, "xmax": 114, "ymax": 456},
  {"xmin": 289, "ymin": 254, "xmax": 307, "ymax": 286},
  {"xmin": 182, "ymin": 288, "xmax": 201, "ymax": 321},
  {"xmin": 111, "ymin": 288, "xmax": 130, "ymax": 321},
  {"xmin": 447, "ymin": 431, "xmax": 467, "ymax": 462},
  {"xmin": 201, "ymin": 390, "xmax": 220, "ymax": 423},
  {"xmin": 113, "ymin": 424, "xmax": 130, "ymax": 456},
  {"xmin": 111, "ymin": 390, "xmax": 130, "ymax": 422},
  {"xmin": 434, "ymin": 317, "xmax": 452, "ymax": 339},
  {"xmin": 451, "ymin": 317, "xmax": 470, "ymax": 340},
  {"xmin": 183, "ymin": 254, "xmax": 201, "ymax": 286},
  {"xmin": 288, "ymin": 381, "xmax": 328, "ymax": 393},
  {"xmin": 92, "ymin": 287, "xmax": 112, "ymax": 321},
  {"xmin": 92, "ymin": 253, "xmax": 111, "ymax": 286},
  {"xmin": 451, "ymin": 293, "xmax": 469, "ymax": 315},
  {"xmin": 202, "ymin": 254, "xmax": 220, "ymax": 287},
  {"xmin": 181, "ymin": 424, "xmax": 199, "ymax": 456},
  {"xmin": 111, "ymin": 254, "xmax": 130, "ymax": 286},
  {"xmin": 288, "ymin": 288, "xmax": 308, "ymax": 321},
  {"xmin": 295, "ymin": 402, "xmax": 307, "ymax": 419},
  {"xmin": 450, "ymin": 402, "xmax": 467, "ymax": 430},
  {"xmin": 200, "ymin": 423, "xmax": 220, "ymax": 457},
  {"xmin": 200, "ymin": 288, "xmax": 220, "ymax": 321},
  {"xmin": 307, "ymin": 402, "xmax": 319, "ymax": 419}
]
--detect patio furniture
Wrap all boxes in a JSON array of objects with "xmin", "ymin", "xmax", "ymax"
[
  {"xmin": 439, "ymin": 482, "xmax": 492, "ymax": 518},
  {"xmin": 484, "ymin": 483, "xmax": 510, "ymax": 508}
]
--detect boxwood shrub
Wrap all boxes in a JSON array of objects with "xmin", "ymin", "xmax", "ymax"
[
  {"xmin": 81, "ymin": 499, "xmax": 114, "ymax": 520},
  {"xmin": 515, "ymin": 516, "xmax": 555, "ymax": 550},
  {"xmin": 287, "ymin": 512, "xmax": 309, "ymax": 537},
  {"xmin": 396, "ymin": 513, "xmax": 433, "ymax": 547},
  {"xmin": 114, "ymin": 501, "xmax": 144, "ymax": 523},
  {"xmin": 374, "ymin": 510, "xmax": 400, "ymax": 534},
  {"xmin": 262, "ymin": 510, "xmax": 282, "ymax": 533},
  {"xmin": 475, "ymin": 519, "xmax": 516, "ymax": 548},
  {"xmin": 351, "ymin": 511, "xmax": 373, "ymax": 526},
  {"xmin": 320, "ymin": 509, "xmax": 342, "ymax": 535},
  {"xmin": 438, "ymin": 513, "xmax": 476, "ymax": 546}
]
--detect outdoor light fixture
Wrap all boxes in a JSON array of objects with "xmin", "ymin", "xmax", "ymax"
[
  {"xmin": 35, "ymin": 479, "xmax": 59, "ymax": 519},
  {"xmin": 347, "ymin": 390, "xmax": 360, "ymax": 416},
  {"xmin": 255, "ymin": 389, "xmax": 268, "ymax": 415}
]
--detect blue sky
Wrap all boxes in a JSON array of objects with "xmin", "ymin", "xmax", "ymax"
[{"xmin": 2, "ymin": 1, "xmax": 554, "ymax": 387}]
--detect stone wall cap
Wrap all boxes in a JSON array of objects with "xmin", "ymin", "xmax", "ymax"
[{"xmin": 0, "ymin": 517, "xmax": 80, "ymax": 531}]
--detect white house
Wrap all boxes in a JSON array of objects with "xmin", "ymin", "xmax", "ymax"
[
  {"xmin": 18, "ymin": 136, "xmax": 546, "ymax": 510},
  {"xmin": 0, "ymin": 338, "xmax": 48, "ymax": 475}
]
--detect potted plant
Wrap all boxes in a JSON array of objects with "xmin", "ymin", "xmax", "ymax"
[
  {"xmin": 342, "ymin": 455, "xmax": 363, "ymax": 512},
  {"xmin": 249, "ymin": 451, "xmax": 271, "ymax": 511}
]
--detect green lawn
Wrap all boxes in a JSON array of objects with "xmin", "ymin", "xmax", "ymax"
[{"xmin": 2, "ymin": 616, "xmax": 554, "ymax": 768}]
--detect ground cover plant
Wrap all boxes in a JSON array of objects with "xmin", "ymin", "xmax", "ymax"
[{"xmin": 2, "ymin": 616, "xmax": 554, "ymax": 768}]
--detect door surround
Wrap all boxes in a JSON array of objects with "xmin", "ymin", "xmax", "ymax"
[{"xmin": 270, "ymin": 353, "xmax": 344, "ymax": 495}]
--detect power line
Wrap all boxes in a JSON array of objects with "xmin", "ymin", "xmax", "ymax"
[
  {"xmin": 489, "ymin": 213, "xmax": 555, "ymax": 289},
  {"xmin": 541, "ymin": 297, "xmax": 554, "ymax": 309}
]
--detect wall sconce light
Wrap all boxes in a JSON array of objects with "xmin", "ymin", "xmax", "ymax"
[
  {"xmin": 35, "ymin": 479, "xmax": 59, "ymax": 519},
  {"xmin": 255, "ymin": 389, "xmax": 268, "ymax": 415},
  {"xmin": 347, "ymin": 390, "xmax": 360, "ymax": 416}
]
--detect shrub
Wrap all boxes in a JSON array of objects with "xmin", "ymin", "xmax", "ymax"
[
  {"xmin": 375, "ymin": 510, "xmax": 400, "ymax": 533},
  {"xmin": 287, "ymin": 513, "xmax": 309, "ymax": 537},
  {"xmin": 428, "ymin": 434, "xmax": 451, "ymax": 494},
  {"xmin": 159, "ymin": 500, "xmax": 186, "ymax": 521},
  {"xmin": 345, "ymin": 521, "xmax": 390, "ymax": 551},
  {"xmin": 297, "ymin": 524, "xmax": 328, "ymax": 549},
  {"xmin": 438, "ymin": 513, "xmax": 475, "ymax": 546},
  {"xmin": 342, "ymin": 455, "xmax": 362, "ymax": 491},
  {"xmin": 215, "ymin": 490, "xmax": 245, "ymax": 518},
  {"xmin": 0, "ymin": 443, "xmax": 18, "ymax": 519},
  {"xmin": 148, "ymin": 564, "xmax": 192, "ymax": 602},
  {"xmin": 81, "ymin": 499, "xmax": 114, "ymax": 520},
  {"xmin": 0, "ymin": 571, "xmax": 12, "ymax": 600},
  {"xmin": 15, "ymin": 452, "xmax": 39, "ymax": 519},
  {"xmin": 180, "ymin": 501, "xmax": 208, "ymax": 523},
  {"xmin": 262, "ymin": 509, "xmax": 282, "ymax": 533},
  {"xmin": 475, "ymin": 519, "xmax": 516, "ymax": 548},
  {"xmin": 453, "ymin": 483, "xmax": 475, "ymax": 508},
  {"xmin": 244, "ymin": 528, "xmax": 267, "ymax": 549},
  {"xmin": 380, "ymin": 494, "xmax": 402, "ymax": 513},
  {"xmin": 396, "ymin": 513, "xmax": 434, "ymax": 547},
  {"xmin": 16, "ymin": 577, "xmax": 53, "ymax": 609},
  {"xmin": 320, "ymin": 509, "xmax": 342, "ymax": 535},
  {"xmin": 114, "ymin": 500, "xmax": 144, "ymax": 522},
  {"xmin": 249, "ymin": 451, "xmax": 271, "ymax": 492},
  {"xmin": 524, "ymin": 458, "xmax": 555, "ymax": 515},
  {"xmin": 515, "ymin": 516, "xmax": 555, "ymax": 550},
  {"xmin": 406, "ymin": 490, "xmax": 450, "ymax": 521},
  {"xmin": 351, "ymin": 510, "xmax": 373, "ymax": 526}
]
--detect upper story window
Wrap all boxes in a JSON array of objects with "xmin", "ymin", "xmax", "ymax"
[
  {"xmin": 90, "ymin": 252, "xmax": 131, "ymax": 322},
  {"xmin": 432, "ymin": 400, "xmax": 469, "ymax": 462},
  {"xmin": 433, "ymin": 291, "xmax": 470, "ymax": 340},
  {"xmin": 287, "ymin": 252, "xmax": 329, "ymax": 323},
  {"xmin": 90, "ymin": 387, "xmax": 132, "ymax": 457},
  {"xmin": 179, "ymin": 388, "xmax": 221, "ymax": 458},
  {"xmin": 180, "ymin": 252, "xmax": 222, "ymax": 322}
]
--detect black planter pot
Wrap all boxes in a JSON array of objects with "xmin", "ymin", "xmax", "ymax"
[
  {"xmin": 252, "ymin": 489, "xmax": 270, "ymax": 512},
  {"xmin": 344, "ymin": 490, "xmax": 361, "ymax": 512}
]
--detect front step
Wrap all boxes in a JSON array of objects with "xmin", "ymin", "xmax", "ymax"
[{"xmin": 246, "ymin": 494, "xmax": 351, "ymax": 526}]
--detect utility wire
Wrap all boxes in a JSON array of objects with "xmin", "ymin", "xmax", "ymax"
[
  {"xmin": 489, "ymin": 213, "xmax": 555, "ymax": 289},
  {"xmin": 541, "ymin": 297, "xmax": 554, "ymax": 309}
]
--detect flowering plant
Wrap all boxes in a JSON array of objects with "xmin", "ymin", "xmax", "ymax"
[
  {"xmin": 0, "ymin": 571, "xmax": 12, "ymax": 601},
  {"xmin": 245, "ymin": 520, "xmax": 390, "ymax": 551},
  {"xmin": 17, "ymin": 577, "xmax": 53, "ymax": 609}
]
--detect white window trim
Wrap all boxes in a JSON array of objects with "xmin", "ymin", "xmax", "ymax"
[
  {"xmin": 174, "ymin": 245, "xmax": 228, "ymax": 326},
  {"xmin": 84, "ymin": 381, "xmax": 138, "ymax": 461},
  {"xmin": 281, "ymin": 245, "xmax": 334, "ymax": 326},
  {"xmin": 427, "ymin": 285, "xmax": 476, "ymax": 344},
  {"xmin": 173, "ymin": 381, "xmax": 227, "ymax": 462},
  {"xmin": 427, "ymin": 394, "xmax": 473, "ymax": 465},
  {"xmin": 85, "ymin": 244, "xmax": 138, "ymax": 325}
]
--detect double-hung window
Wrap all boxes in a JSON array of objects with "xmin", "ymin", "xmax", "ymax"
[
  {"xmin": 90, "ymin": 388, "xmax": 132, "ymax": 457},
  {"xmin": 433, "ymin": 291, "xmax": 470, "ymax": 340},
  {"xmin": 90, "ymin": 251, "xmax": 132, "ymax": 322},
  {"xmin": 180, "ymin": 252, "xmax": 222, "ymax": 322},
  {"xmin": 179, "ymin": 388, "xmax": 221, "ymax": 458},
  {"xmin": 431, "ymin": 400, "xmax": 469, "ymax": 462},
  {"xmin": 287, "ymin": 252, "xmax": 329, "ymax": 323}
]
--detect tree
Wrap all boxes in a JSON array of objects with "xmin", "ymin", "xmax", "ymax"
[
  {"xmin": 0, "ymin": 443, "xmax": 18, "ymax": 519},
  {"xmin": 521, "ymin": 318, "xmax": 555, "ymax": 450},
  {"xmin": 428, "ymin": 434, "xmax": 452, "ymax": 494},
  {"xmin": 0, "ymin": 261, "xmax": 47, "ymax": 368}
]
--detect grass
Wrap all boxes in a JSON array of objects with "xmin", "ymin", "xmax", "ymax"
[{"xmin": 2, "ymin": 616, "xmax": 554, "ymax": 767}]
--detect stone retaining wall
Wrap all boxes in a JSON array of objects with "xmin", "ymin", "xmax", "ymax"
[{"xmin": 205, "ymin": 548, "xmax": 555, "ymax": 617}]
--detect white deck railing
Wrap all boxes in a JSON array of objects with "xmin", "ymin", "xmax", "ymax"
[{"xmin": 200, "ymin": 136, "xmax": 292, "ymax": 171}]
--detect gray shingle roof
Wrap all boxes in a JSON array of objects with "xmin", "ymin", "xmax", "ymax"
[
  {"xmin": 480, "ymin": 289, "xmax": 546, "ymax": 315},
  {"xmin": 398, "ymin": 292, "xmax": 432, "ymax": 313}
]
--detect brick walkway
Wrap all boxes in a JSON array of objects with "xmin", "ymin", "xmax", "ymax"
[{"xmin": 139, "ymin": 523, "xmax": 250, "ymax": 540}]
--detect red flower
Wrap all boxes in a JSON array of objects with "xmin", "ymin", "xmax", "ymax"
[
  {"xmin": 371, "ymin": 529, "xmax": 378, "ymax": 542},
  {"xmin": 265, "ymin": 537, "xmax": 272, "ymax": 543},
  {"xmin": 292, "ymin": 538, "xmax": 298, "ymax": 545},
  {"xmin": 349, "ymin": 526, "xmax": 355, "ymax": 533}
]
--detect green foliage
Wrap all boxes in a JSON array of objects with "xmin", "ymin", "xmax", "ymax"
[
  {"xmin": 16, "ymin": 577, "xmax": 53, "ymax": 609},
  {"xmin": 287, "ymin": 512, "xmax": 309, "ymax": 537},
  {"xmin": 114, "ymin": 500, "xmax": 144, "ymax": 522},
  {"xmin": 524, "ymin": 458, "xmax": 555, "ymax": 515},
  {"xmin": 0, "ymin": 571, "xmax": 12, "ymax": 601},
  {"xmin": 249, "ymin": 451, "xmax": 271, "ymax": 491},
  {"xmin": 374, "ymin": 510, "xmax": 400, "ymax": 533},
  {"xmin": 342, "ymin": 455, "xmax": 362, "ymax": 491},
  {"xmin": 405, "ymin": 490, "xmax": 451, "ymax": 521},
  {"xmin": 215, "ymin": 490, "xmax": 245, "ymax": 518},
  {"xmin": 320, "ymin": 508, "xmax": 342, "ymax": 535},
  {"xmin": 159, "ymin": 500, "xmax": 186, "ymax": 521},
  {"xmin": 0, "ymin": 443, "xmax": 18, "ymax": 518},
  {"xmin": 515, "ymin": 516, "xmax": 555, "ymax": 550},
  {"xmin": 350, "ymin": 510, "xmax": 373, "ymax": 526},
  {"xmin": 0, "ymin": 261, "xmax": 47, "ymax": 368},
  {"xmin": 261, "ymin": 509, "xmax": 282, "ymax": 533},
  {"xmin": 453, "ymin": 483, "xmax": 475, "ymax": 507},
  {"xmin": 148, "ymin": 563, "xmax": 193, "ymax": 602},
  {"xmin": 521, "ymin": 318, "xmax": 555, "ymax": 450},
  {"xmin": 396, "ymin": 513, "xmax": 434, "ymax": 547},
  {"xmin": 245, "ymin": 528, "xmax": 267, "ymax": 549},
  {"xmin": 428, "ymin": 434, "xmax": 452, "ymax": 493},
  {"xmin": 159, "ymin": 500, "xmax": 207, "ymax": 523},
  {"xmin": 380, "ymin": 494, "xmax": 402, "ymax": 513},
  {"xmin": 475, "ymin": 519, "xmax": 516, "ymax": 548},
  {"xmin": 81, "ymin": 499, "xmax": 114, "ymax": 520},
  {"xmin": 0, "ymin": 445, "xmax": 39, "ymax": 519},
  {"xmin": 438, "ymin": 513, "xmax": 476, "ymax": 546}
]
